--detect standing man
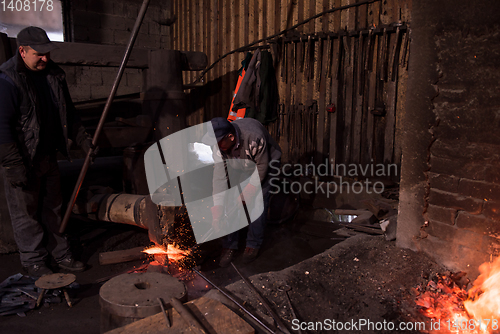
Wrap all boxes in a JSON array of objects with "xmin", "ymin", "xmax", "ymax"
[
  {"xmin": 0, "ymin": 27, "xmax": 93, "ymax": 277},
  {"xmin": 209, "ymin": 117, "xmax": 281, "ymax": 267}
]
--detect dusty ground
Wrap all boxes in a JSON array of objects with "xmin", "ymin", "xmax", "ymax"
[
  {"xmin": 205, "ymin": 234, "xmax": 447, "ymax": 334},
  {"xmin": 0, "ymin": 178, "xmax": 453, "ymax": 334},
  {"xmin": 0, "ymin": 222, "xmax": 449, "ymax": 334}
]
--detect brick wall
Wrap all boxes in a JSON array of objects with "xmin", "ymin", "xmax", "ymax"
[
  {"xmin": 398, "ymin": 0, "xmax": 500, "ymax": 277},
  {"xmin": 423, "ymin": 26, "xmax": 500, "ymax": 258},
  {"xmin": 70, "ymin": 0, "xmax": 172, "ymax": 49}
]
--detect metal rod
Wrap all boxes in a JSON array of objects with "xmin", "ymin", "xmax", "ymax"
[
  {"xmin": 170, "ymin": 297, "xmax": 207, "ymax": 334},
  {"xmin": 192, "ymin": 268, "xmax": 276, "ymax": 334},
  {"xmin": 59, "ymin": 0, "xmax": 151, "ymax": 234},
  {"xmin": 231, "ymin": 263, "xmax": 291, "ymax": 334},
  {"xmin": 157, "ymin": 297, "xmax": 171, "ymax": 328}
]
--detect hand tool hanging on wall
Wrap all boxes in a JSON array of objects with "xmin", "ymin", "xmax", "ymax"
[
  {"xmin": 365, "ymin": 29, "xmax": 374, "ymax": 73},
  {"xmin": 59, "ymin": 0, "xmax": 151, "ymax": 233},
  {"xmin": 299, "ymin": 36, "xmax": 305, "ymax": 73},
  {"xmin": 292, "ymin": 38, "xmax": 298, "ymax": 84},
  {"xmin": 389, "ymin": 23, "xmax": 402, "ymax": 81},
  {"xmin": 326, "ymin": 34, "xmax": 332, "ymax": 79},
  {"xmin": 379, "ymin": 27, "xmax": 388, "ymax": 83},
  {"xmin": 304, "ymin": 36, "xmax": 310, "ymax": 80},
  {"xmin": 357, "ymin": 33, "xmax": 365, "ymax": 96},
  {"xmin": 401, "ymin": 29, "xmax": 410, "ymax": 69},
  {"xmin": 306, "ymin": 35, "xmax": 313, "ymax": 82},
  {"xmin": 372, "ymin": 28, "xmax": 387, "ymax": 116},
  {"xmin": 281, "ymin": 37, "xmax": 286, "ymax": 82},
  {"xmin": 317, "ymin": 34, "xmax": 324, "ymax": 90}
]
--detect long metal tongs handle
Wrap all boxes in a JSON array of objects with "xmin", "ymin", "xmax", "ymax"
[
  {"xmin": 231, "ymin": 263, "xmax": 292, "ymax": 334},
  {"xmin": 59, "ymin": 0, "xmax": 151, "ymax": 234},
  {"xmin": 192, "ymin": 268, "xmax": 277, "ymax": 334}
]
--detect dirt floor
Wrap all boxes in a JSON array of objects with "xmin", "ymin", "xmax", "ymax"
[
  {"xmin": 0, "ymin": 224, "xmax": 449, "ymax": 333},
  {"xmin": 0, "ymin": 182, "xmax": 453, "ymax": 334}
]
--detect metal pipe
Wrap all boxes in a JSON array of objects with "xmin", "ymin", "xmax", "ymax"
[
  {"xmin": 59, "ymin": 0, "xmax": 151, "ymax": 233},
  {"xmin": 192, "ymin": 268, "xmax": 276, "ymax": 334},
  {"xmin": 170, "ymin": 297, "xmax": 207, "ymax": 334},
  {"xmin": 231, "ymin": 263, "xmax": 291, "ymax": 334},
  {"xmin": 157, "ymin": 297, "xmax": 171, "ymax": 328}
]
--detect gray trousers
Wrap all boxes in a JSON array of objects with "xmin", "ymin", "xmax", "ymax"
[{"xmin": 3, "ymin": 154, "xmax": 70, "ymax": 266}]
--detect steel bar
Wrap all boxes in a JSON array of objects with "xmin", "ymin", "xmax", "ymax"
[
  {"xmin": 192, "ymin": 268, "xmax": 276, "ymax": 334},
  {"xmin": 157, "ymin": 297, "xmax": 171, "ymax": 328},
  {"xmin": 231, "ymin": 263, "xmax": 291, "ymax": 334},
  {"xmin": 170, "ymin": 297, "xmax": 206, "ymax": 334},
  {"xmin": 59, "ymin": 0, "xmax": 151, "ymax": 233}
]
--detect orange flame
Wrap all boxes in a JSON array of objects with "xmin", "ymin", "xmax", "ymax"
[
  {"xmin": 142, "ymin": 244, "xmax": 189, "ymax": 262},
  {"xmin": 463, "ymin": 256, "xmax": 500, "ymax": 332},
  {"xmin": 416, "ymin": 257, "xmax": 500, "ymax": 334}
]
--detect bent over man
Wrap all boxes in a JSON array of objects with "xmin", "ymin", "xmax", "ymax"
[
  {"xmin": 0, "ymin": 26, "xmax": 93, "ymax": 277},
  {"xmin": 209, "ymin": 117, "xmax": 281, "ymax": 267}
]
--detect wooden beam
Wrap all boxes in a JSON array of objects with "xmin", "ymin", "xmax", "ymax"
[
  {"xmin": 50, "ymin": 41, "xmax": 149, "ymax": 68},
  {"xmin": 99, "ymin": 247, "xmax": 147, "ymax": 265}
]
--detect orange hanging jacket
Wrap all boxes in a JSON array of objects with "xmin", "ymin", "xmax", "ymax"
[
  {"xmin": 227, "ymin": 52, "xmax": 253, "ymax": 122},
  {"xmin": 228, "ymin": 67, "xmax": 247, "ymax": 122}
]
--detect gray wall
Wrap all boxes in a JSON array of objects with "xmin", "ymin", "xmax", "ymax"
[{"xmin": 70, "ymin": 0, "xmax": 172, "ymax": 49}]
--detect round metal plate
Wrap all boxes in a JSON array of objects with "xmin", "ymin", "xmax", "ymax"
[
  {"xmin": 99, "ymin": 272, "xmax": 186, "ymax": 318},
  {"xmin": 35, "ymin": 273, "xmax": 76, "ymax": 289}
]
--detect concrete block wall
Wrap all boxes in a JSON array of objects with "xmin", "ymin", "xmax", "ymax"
[
  {"xmin": 70, "ymin": 0, "xmax": 172, "ymax": 49},
  {"xmin": 61, "ymin": 64, "xmax": 145, "ymax": 102},
  {"xmin": 63, "ymin": 0, "xmax": 171, "ymax": 102}
]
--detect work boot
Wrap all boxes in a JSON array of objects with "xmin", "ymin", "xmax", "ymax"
[
  {"xmin": 57, "ymin": 256, "xmax": 86, "ymax": 272},
  {"xmin": 219, "ymin": 248, "xmax": 236, "ymax": 268},
  {"xmin": 23, "ymin": 263, "xmax": 53, "ymax": 278},
  {"xmin": 242, "ymin": 247, "xmax": 259, "ymax": 264}
]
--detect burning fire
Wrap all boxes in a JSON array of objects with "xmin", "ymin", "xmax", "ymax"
[
  {"xmin": 416, "ymin": 257, "xmax": 500, "ymax": 334},
  {"xmin": 463, "ymin": 257, "xmax": 500, "ymax": 332},
  {"xmin": 142, "ymin": 244, "xmax": 189, "ymax": 262}
]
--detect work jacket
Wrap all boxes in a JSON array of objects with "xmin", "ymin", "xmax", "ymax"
[
  {"xmin": 0, "ymin": 52, "xmax": 87, "ymax": 166},
  {"xmin": 212, "ymin": 118, "xmax": 282, "ymax": 207}
]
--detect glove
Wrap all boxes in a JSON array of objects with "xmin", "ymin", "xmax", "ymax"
[
  {"xmin": 211, "ymin": 205, "xmax": 224, "ymax": 232},
  {"xmin": 239, "ymin": 184, "xmax": 257, "ymax": 206},
  {"xmin": 81, "ymin": 138, "xmax": 98, "ymax": 163},
  {"xmin": 4, "ymin": 164, "xmax": 27, "ymax": 188}
]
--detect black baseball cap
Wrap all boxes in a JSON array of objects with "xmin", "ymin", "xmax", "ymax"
[
  {"xmin": 211, "ymin": 117, "xmax": 234, "ymax": 142},
  {"xmin": 202, "ymin": 117, "xmax": 235, "ymax": 145},
  {"xmin": 17, "ymin": 26, "xmax": 58, "ymax": 53}
]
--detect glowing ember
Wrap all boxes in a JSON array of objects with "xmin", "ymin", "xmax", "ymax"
[
  {"xmin": 463, "ymin": 256, "xmax": 500, "ymax": 332},
  {"xmin": 142, "ymin": 244, "xmax": 189, "ymax": 262},
  {"xmin": 415, "ymin": 258, "xmax": 500, "ymax": 334}
]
